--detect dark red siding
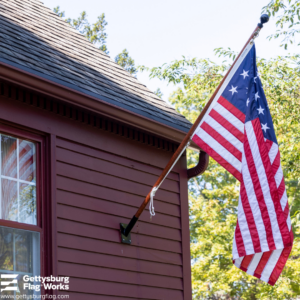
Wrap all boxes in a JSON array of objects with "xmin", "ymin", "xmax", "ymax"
[{"xmin": 0, "ymin": 83, "xmax": 192, "ymax": 300}]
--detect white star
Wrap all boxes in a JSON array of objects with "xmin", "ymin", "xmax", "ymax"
[
  {"xmin": 257, "ymin": 106, "xmax": 264, "ymax": 114},
  {"xmin": 254, "ymin": 76, "xmax": 257, "ymax": 83},
  {"xmin": 246, "ymin": 98, "xmax": 250, "ymax": 106},
  {"xmin": 261, "ymin": 123, "xmax": 270, "ymax": 132},
  {"xmin": 240, "ymin": 70, "xmax": 249, "ymax": 79},
  {"xmin": 229, "ymin": 85, "xmax": 238, "ymax": 95},
  {"xmin": 255, "ymin": 92, "xmax": 260, "ymax": 101}
]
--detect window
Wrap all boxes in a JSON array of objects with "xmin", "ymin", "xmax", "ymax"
[{"xmin": 0, "ymin": 132, "xmax": 41, "ymax": 297}]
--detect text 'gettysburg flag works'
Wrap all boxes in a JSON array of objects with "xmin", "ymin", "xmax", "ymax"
[{"xmin": 192, "ymin": 43, "xmax": 293, "ymax": 285}]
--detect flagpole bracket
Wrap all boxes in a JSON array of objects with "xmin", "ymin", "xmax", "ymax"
[{"xmin": 120, "ymin": 223, "xmax": 132, "ymax": 244}]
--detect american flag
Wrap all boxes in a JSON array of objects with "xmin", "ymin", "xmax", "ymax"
[{"xmin": 192, "ymin": 43, "xmax": 293, "ymax": 285}]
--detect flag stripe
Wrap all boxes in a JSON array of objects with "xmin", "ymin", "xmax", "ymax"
[
  {"xmin": 271, "ymin": 152, "xmax": 281, "ymax": 175},
  {"xmin": 268, "ymin": 246, "xmax": 292, "ymax": 285},
  {"xmin": 246, "ymin": 121, "xmax": 285, "ymax": 249},
  {"xmin": 213, "ymin": 102, "xmax": 245, "ymax": 133},
  {"xmin": 205, "ymin": 114, "xmax": 244, "ymax": 152},
  {"xmin": 192, "ymin": 133, "xmax": 242, "ymax": 181},
  {"xmin": 200, "ymin": 121, "xmax": 242, "ymax": 161},
  {"xmin": 209, "ymin": 109, "xmax": 244, "ymax": 143},
  {"xmin": 240, "ymin": 254, "xmax": 254, "ymax": 271},
  {"xmin": 254, "ymin": 251, "xmax": 273, "ymax": 277},
  {"xmin": 268, "ymin": 142, "xmax": 278, "ymax": 165},
  {"xmin": 260, "ymin": 249, "xmax": 283, "ymax": 283},
  {"xmin": 251, "ymin": 120, "xmax": 291, "ymax": 247},
  {"xmin": 275, "ymin": 166, "xmax": 284, "ymax": 188},
  {"xmin": 247, "ymin": 252, "xmax": 263, "ymax": 275},
  {"xmin": 232, "ymin": 232, "xmax": 239, "ymax": 259},
  {"xmin": 234, "ymin": 256, "xmax": 244, "ymax": 269},
  {"xmin": 277, "ymin": 179, "xmax": 285, "ymax": 202},
  {"xmin": 243, "ymin": 129, "xmax": 276, "ymax": 251},
  {"xmin": 241, "ymin": 148, "xmax": 270, "ymax": 252},
  {"xmin": 237, "ymin": 194, "xmax": 254, "ymax": 254},
  {"xmin": 217, "ymin": 96, "xmax": 246, "ymax": 123},
  {"xmin": 235, "ymin": 221, "xmax": 246, "ymax": 258},
  {"xmin": 240, "ymin": 180, "xmax": 262, "ymax": 253}
]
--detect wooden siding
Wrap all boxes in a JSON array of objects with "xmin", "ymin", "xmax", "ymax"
[
  {"xmin": 0, "ymin": 82, "xmax": 192, "ymax": 300},
  {"xmin": 55, "ymin": 138, "xmax": 184, "ymax": 299}
]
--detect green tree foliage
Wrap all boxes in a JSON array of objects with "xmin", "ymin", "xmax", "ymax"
[
  {"xmin": 53, "ymin": 7, "xmax": 138, "ymax": 76},
  {"xmin": 146, "ymin": 50, "xmax": 300, "ymax": 298},
  {"xmin": 154, "ymin": 88, "xmax": 163, "ymax": 98},
  {"xmin": 114, "ymin": 49, "xmax": 137, "ymax": 75},
  {"xmin": 262, "ymin": 0, "xmax": 300, "ymax": 49},
  {"xmin": 53, "ymin": 7, "xmax": 108, "ymax": 54}
]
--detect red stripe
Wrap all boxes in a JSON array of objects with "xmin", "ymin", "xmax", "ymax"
[
  {"xmin": 277, "ymin": 179, "xmax": 285, "ymax": 202},
  {"xmin": 240, "ymin": 254, "xmax": 254, "ymax": 271},
  {"xmin": 265, "ymin": 139, "xmax": 273, "ymax": 152},
  {"xmin": 209, "ymin": 109, "xmax": 244, "ymax": 143},
  {"xmin": 192, "ymin": 134, "xmax": 242, "ymax": 181},
  {"xmin": 272, "ymin": 151, "xmax": 280, "ymax": 175},
  {"xmin": 251, "ymin": 119, "xmax": 291, "ymax": 247},
  {"xmin": 283, "ymin": 203, "xmax": 290, "ymax": 220},
  {"xmin": 217, "ymin": 96, "xmax": 246, "ymax": 123},
  {"xmin": 244, "ymin": 130, "xmax": 276, "ymax": 250},
  {"xmin": 268, "ymin": 247, "xmax": 292, "ymax": 286},
  {"xmin": 253, "ymin": 251, "xmax": 273, "ymax": 278},
  {"xmin": 235, "ymin": 221, "xmax": 246, "ymax": 257},
  {"xmin": 200, "ymin": 121, "xmax": 242, "ymax": 161},
  {"xmin": 240, "ymin": 180, "xmax": 262, "ymax": 253}
]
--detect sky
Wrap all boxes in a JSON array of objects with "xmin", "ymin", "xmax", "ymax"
[{"xmin": 42, "ymin": 0, "xmax": 297, "ymax": 102}]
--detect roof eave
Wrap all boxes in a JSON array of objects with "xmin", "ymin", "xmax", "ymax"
[{"xmin": 0, "ymin": 60, "xmax": 201, "ymax": 151}]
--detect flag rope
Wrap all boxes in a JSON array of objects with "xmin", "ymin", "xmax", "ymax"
[{"xmin": 149, "ymin": 139, "xmax": 191, "ymax": 218}]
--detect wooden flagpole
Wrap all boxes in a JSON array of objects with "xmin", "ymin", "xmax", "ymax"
[{"xmin": 120, "ymin": 14, "xmax": 269, "ymax": 240}]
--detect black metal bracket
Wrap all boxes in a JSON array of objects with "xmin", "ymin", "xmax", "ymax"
[
  {"xmin": 120, "ymin": 223, "xmax": 132, "ymax": 244},
  {"xmin": 120, "ymin": 215, "xmax": 139, "ymax": 244}
]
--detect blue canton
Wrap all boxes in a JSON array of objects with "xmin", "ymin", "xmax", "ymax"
[{"xmin": 221, "ymin": 44, "xmax": 277, "ymax": 144}]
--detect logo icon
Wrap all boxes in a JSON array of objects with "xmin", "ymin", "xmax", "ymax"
[{"xmin": 1, "ymin": 274, "xmax": 18, "ymax": 292}]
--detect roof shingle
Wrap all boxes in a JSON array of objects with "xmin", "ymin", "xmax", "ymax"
[{"xmin": 0, "ymin": 0, "xmax": 191, "ymax": 132}]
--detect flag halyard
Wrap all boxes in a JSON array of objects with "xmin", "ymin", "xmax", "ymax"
[{"xmin": 192, "ymin": 43, "xmax": 293, "ymax": 285}]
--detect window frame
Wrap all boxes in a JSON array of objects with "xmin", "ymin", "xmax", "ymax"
[{"xmin": 0, "ymin": 122, "xmax": 46, "ymax": 282}]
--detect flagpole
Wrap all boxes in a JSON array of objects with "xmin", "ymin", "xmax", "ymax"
[{"xmin": 120, "ymin": 14, "xmax": 269, "ymax": 240}]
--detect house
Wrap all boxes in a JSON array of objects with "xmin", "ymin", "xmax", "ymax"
[{"xmin": 0, "ymin": 0, "xmax": 207, "ymax": 299}]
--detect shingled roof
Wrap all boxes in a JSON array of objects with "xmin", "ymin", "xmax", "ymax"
[{"xmin": 0, "ymin": 0, "xmax": 191, "ymax": 132}]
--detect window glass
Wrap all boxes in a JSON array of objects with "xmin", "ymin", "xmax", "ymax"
[
  {"xmin": 19, "ymin": 140, "xmax": 36, "ymax": 183},
  {"xmin": 0, "ymin": 135, "xmax": 37, "ymax": 225},
  {"xmin": 0, "ymin": 226, "xmax": 40, "ymax": 297},
  {"xmin": 1, "ymin": 136, "xmax": 17, "ymax": 178}
]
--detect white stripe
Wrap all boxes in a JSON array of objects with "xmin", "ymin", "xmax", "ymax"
[
  {"xmin": 246, "ymin": 121, "xmax": 284, "ymax": 250},
  {"xmin": 242, "ymin": 150, "xmax": 269, "ymax": 252},
  {"xmin": 232, "ymin": 231, "xmax": 239, "ymax": 260},
  {"xmin": 247, "ymin": 252, "xmax": 263, "ymax": 275},
  {"xmin": 275, "ymin": 166, "xmax": 283, "ymax": 188},
  {"xmin": 260, "ymin": 249, "xmax": 283, "ymax": 283},
  {"xmin": 280, "ymin": 189, "xmax": 288, "ymax": 212},
  {"xmin": 204, "ymin": 114, "xmax": 243, "ymax": 153},
  {"xmin": 237, "ymin": 194, "xmax": 254, "ymax": 254},
  {"xmin": 194, "ymin": 128, "xmax": 242, "ymax": 172},
  {"xmin": 234, "ymin": 256, "xmax": 244, "ymax": 268},
  {"xmin": 192, "ymin": 43, "xmax": 254, "ymax": 136},
  {"xmin": 213, "ymin": 102, "xmax": 244, "ymax": 133},
  {"xmin": 268, "ymin": 142, "xmax": 278, "ymax": 165}
]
